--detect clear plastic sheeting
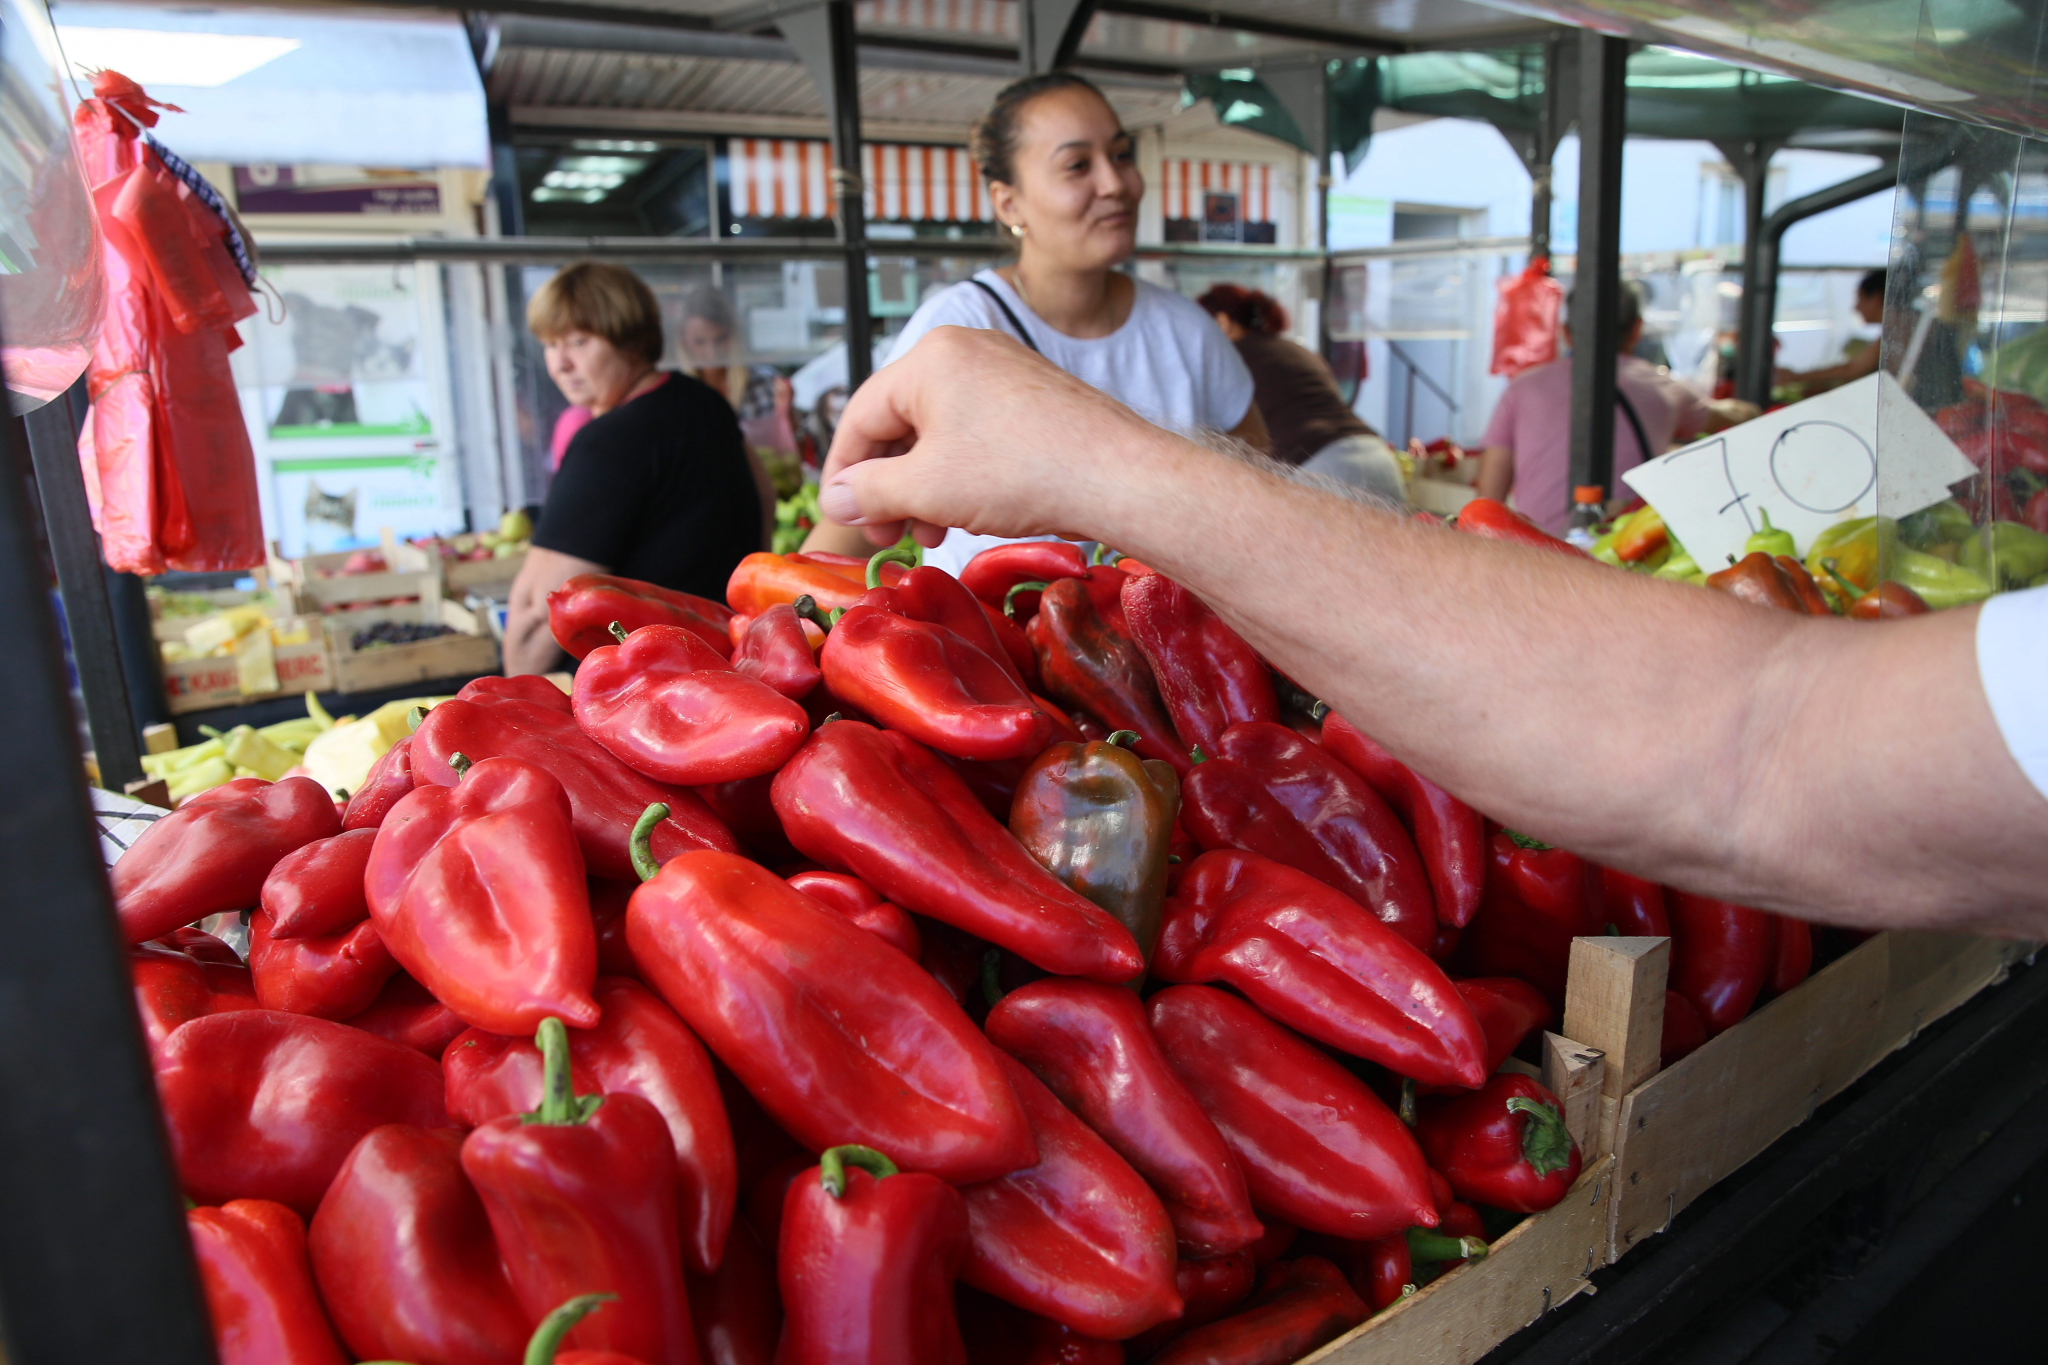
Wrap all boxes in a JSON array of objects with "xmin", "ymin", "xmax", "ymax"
[{"xmin": 0, "ymin": 0, "xmax": 105, "ymax": 412}]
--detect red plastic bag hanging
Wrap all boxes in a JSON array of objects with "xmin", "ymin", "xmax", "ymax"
[{"xmin": 1490, "ymin": 258, "xmax": 1562, "ymax": 379}]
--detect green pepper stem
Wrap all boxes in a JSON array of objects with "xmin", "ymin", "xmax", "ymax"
[
  {"xmin": 791, "ymin": 594, "xmax": 835, "ymax": 632},
  {"xmin": 523, "ymin": 1293, "xmax": 618, "ymax": 1365},
  {"xmin": 607, "ymin": 620, "xmax": 629, "ymax": 645},
  {"xmin": 1004, "ymin": 580, "xmax": 1049, "ymax": 622},
  {"xmin": 523, "ymin": 1018, "xmax": 602, "ymax": 1126},
  {"xmin": 1819, "ymin": 557, "xmax": 1862, "ymax": 598},
  {"xmin": 1406, "ymin": 1227, "xmax": 1488, "ymax": 1264},
  {"xmin": 630, "ymin": 803, "xmax": 669, "ymax": 883},
  {"xmin": 1399, "ymin": 1077, "xmax": 1418, "ymax": 1127},
  {"xmin": 198, "ymin": 724, "xmax": 222, "ymax": 738},
  {"xmin": 406, "ymin": 705, "xmax": 429, "ymax": 732},
  {"xmin": 866, "ymin": 543, "xmax": 921, "ymax": 589},
  {"xmin": 448, "ymin": 751, "xmax": 473, "ymax": 779},
  {"xmin": 1504, "ymin": 829, "xmax": 1553, "ymax": 851},
  {"xmin": 820, "ymin": 1144, "xmax": 898, "ymax": 1197},
  {"xmin": 1105, "ymin": 730, "xmax": 1139, "ymax": 747},
  {"xmin": 1090, "ymin": 542, "xmax": 1116, "ymax": 566},
  {"xmin": 335, "ymin": 788, "xmax": 351, "ymax": 802},
  {"xmin": 981, "ymin": 948, "xmax": 1006, "ymax": 1010},
  {"xmin": 1507, "ymin": 1095, "xmax": 1575, "ymax": 1177},
  {"xmin": 1189, "ymin": 746, "xmax": 1208, "ymax": 764}
]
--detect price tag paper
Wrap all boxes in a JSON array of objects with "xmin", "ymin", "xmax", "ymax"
[{"xmin": 1620, "ymin": 373, "xmax": 1976, "ymax": 570}]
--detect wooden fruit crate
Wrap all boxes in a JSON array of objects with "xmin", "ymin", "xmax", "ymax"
[
  {"xmin": 160, "ymin": 615, "xmax": 334, "ymax": 715},
  {"xmin": 269, "ymin": 529, "xmax": 440, "ymax": 617},
  {"xmin": 441, "ymin": 546, "xmax": 527, "ymax": 594},
  {"xmin": 324, "ymin": 599, "xmax": 499, "ymax": 694}
]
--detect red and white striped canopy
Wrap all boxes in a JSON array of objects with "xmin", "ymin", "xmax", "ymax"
[
  {"xmin": 727, "ymin": 138, "xmax": 994, "ymax": 222},
  {"xmin": 1160, "ymin": 158, "xmax": 1274, "ymax": 225}
]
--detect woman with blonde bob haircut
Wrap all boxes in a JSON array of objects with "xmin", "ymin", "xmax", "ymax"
[{"xmin": 503, "ymin": 260, "xmax": 765, "ymax": 674}]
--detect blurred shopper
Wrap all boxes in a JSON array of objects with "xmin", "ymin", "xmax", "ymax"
[
  {"xmin": 680, "ymin": 283, "xmax": 784, "ymax": 545},
  {"xmin": 1776, "ymin": 268, "xmax": 1887, "ymax": 394},
  {"xmin": 1201, "ymin": 283, "xmax": 1405, "ymax": 506},
  {"xmin": 503, "ymin": 261, "xmax": 763, "ymax": 675},
  {"xmin": 802, "ymin": 70, "xmax": 1267, "ymax": 572},
  {"xmin": 1477, "ymin": 281, "xmax": 1753, "ymax": 535}
]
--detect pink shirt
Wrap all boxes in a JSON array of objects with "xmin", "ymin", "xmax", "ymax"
[
  {"xmin": 1481, "ymin": 353, "xmax": 1713, "ymax": 535},
  {"xmin": 550, "ymin": 405, "xmax": 594, "ymax": 471}
]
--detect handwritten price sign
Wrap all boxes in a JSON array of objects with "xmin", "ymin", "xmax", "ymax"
[{"xmin": 1621, "ymin": 373, "xmax": 1976, "ymax": 569}]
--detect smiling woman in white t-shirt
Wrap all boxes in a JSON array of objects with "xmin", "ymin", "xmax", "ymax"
[{"xmin": 802, "ymin": 71, "xmax": 1265, "ymax": 573}]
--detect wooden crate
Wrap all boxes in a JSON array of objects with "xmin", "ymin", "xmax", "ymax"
[
  {"xmin": 442, "ymin": 546, "xmax": 527, "ymax": 594},
  {"xmin": 324, "ymin": 599, "xmax": 499, "ymax": 694},
  {"xmin": 160, "ymin": 616, "xmax": 334, "ymax": 715},
  {"xmin": 270, "ymin": 529, "xmax": 440, "ymax": 616}
]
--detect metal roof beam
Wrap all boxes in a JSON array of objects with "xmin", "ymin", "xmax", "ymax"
[{"xmin": 1093, "ymin": 0, "xmax": 1408, "ymax": 56}]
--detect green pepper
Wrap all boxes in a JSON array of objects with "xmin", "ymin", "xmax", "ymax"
[
  {"xmin": 1888, "ymin": 545, "xmax": 1993, "ymax": 609},
  {"xmin": 1653, "ymin": 548, "xmax": 1701, "ymax": 582},
  {"xmin": 1958, "ymin": 521, "xmax": 2048, "ymax": 589},
  {"xmin": 220, "ymin": 725, "xmax": 301, "ymax": 782},
  {"xmin": 1744, "ymin": 508, "xmax": 1797, "ymax": 558},
  {"xmin": 1590, "ymin": 527, "xmax": 1624, "ymax": 568},
  {"xmin": 1007, "ymin": 730, "xmax": 1180, "ymax": 968},
  {"xmin": 1899, "ymin": 500, "xmax": 1976, "ymax": 551}
]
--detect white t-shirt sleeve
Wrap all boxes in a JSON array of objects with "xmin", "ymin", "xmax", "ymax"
[
  {"xmin": 883, "ymin": 278, "xmax": 1008, "ymax": 367},
  {"xmin": 1976, "ymin": 584, "xmax": 2048, "ymax": 801}
]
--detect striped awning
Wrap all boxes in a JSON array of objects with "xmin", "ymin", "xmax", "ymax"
[
  {"xmin": 1160, "ymin": 158, "xmax": 1276, "ymax": 225},
  {"xmin": 726, "ymin": 137, "xmax": 993, "ymax": 222}
]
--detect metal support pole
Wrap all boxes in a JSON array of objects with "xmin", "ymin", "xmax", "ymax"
[
  {"xmin": 22, "ymin": 395, "xmax": 143, "ymax": 791},
  {"xmin": 0, "ymin": 406, "xmax": 218, "ymax": 1364},
  {"xmin": 1257, "ymin": 57, "xmax": 1332, "ymax": 350},
  {"xmin": 1020, "ymin": 0, "xmax": 1098, "ymax": 72},
  {"xmin": 1569, "ymin": 31, "xmax": 1628, "ymax": 497},
  {"xmin": 780, "ymin": 0, "xmax": 874, "ymax": 386},
  {"xmin": 1529, "ymin": 36, "xmax": 1565, "ymax": 262}
]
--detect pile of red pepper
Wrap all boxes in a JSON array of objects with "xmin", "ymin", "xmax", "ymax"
[{"xmin": 111, "ymin": 538, "xmax": 1810, "ymax": 1365}]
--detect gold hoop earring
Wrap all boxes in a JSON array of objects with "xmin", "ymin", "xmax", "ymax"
[{"xmin": 1009, "ymin": 223, "xmax": 1026, "ymax": 238}]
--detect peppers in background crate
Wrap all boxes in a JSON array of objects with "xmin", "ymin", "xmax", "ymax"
[
  {"xmin": 1667, "ymin": 891, "xmax": 1775, "ymax": 1035},
  {"xmin": 187, "ymin": 1199, "xmax": 349, "ymax": 1365},
  {"xmin": 1123, "ymin": 1251, "xmax": 1259, "ymax": 1359},
  {"xmin": 726, "ymin": 548, "xmax": 903, "ymax": 617},
  {"xmin": 1415, "ymin": 1073, "xmax": 1581, "ymax": 1214},
  {"xmin": 1589, "ymin": 866, "xmax": 1668, "ymax": 936},
  {"xmin": 1320, "ymin": 713, "xmax": 1486, "ymax": 930},
  {"xmin": 112, "ymin": 775, "xmax": 340, "ymax": 945},
  {"xmin": 259, "ymin": 827, "xmax": 376, "ymax": 939},
  {"xmin": 822, "ymin": 604, "xmax": 1053, "ymax": 761},
  {"xmin": 785, "ymin": 870, "xmax": 922, "ymax": 959},
  {"xmin": 462, "ymin": 1018, "xmax": 697, "ymax": 1365},
  {"xmin": 548, "ymin": 572, "xmax": 735, "ymax": 660},
  {"xmin": 156, "ymin": 1010, "xmax": 449, "ymax": 1214},
  {"xmin": 246, "ymin": 909, "xmax": 399, "ymax": 1020},
  {"xmin": 771, "ymin": 721, "xmax": 1144, "ymax": 984},
  {"xmin": 628, "ymin": 845, "xmax": 1037, "ymax": 1184},
  {"xmin": 1662, "ymin": 990, "xmax": 1709, "ymax": 1066},
  {"xmin": 686, "ymin": 1215, "xmax": 780, "ymax": 1365},
  {"xmin": 1027, "ymin": 576, "xmax": 1186, "ymax": 773},
  {"xmin": 1147, "ymin": 1257, "xmax": 1368, "ymax": 1365},
  {"xmin": 1149, "ymin": 985, "xmax": 1438, "ymax": 1240},
  {"xmin": 1426, "ymin": 977, "xmax": 1553, "ymax": 1093},
  {"xmin": 1154, "ymin": 851, "xmax": 1487, "ymax": 1089},
  {"xmin": 779, "ymin": 1146, "xmax": 971, "ymax": 1365},
  {"xmin": 957, "ymin": 1053, "xmax": 1182, "ymax": 1339},
  {"xmin": 345, "ymin": 972, "xmax": 466, "ymax": 1060},
  {"xmin": 413, "ymin": 677, "xmax": 741, "ymax": 881},
  {"xmin": 308, "ymin": 1124, "xmax": 529, "ymax": 1365},
  {"xmin": 573, "ymin": 623, "xmax": 810, "ymax": 784},
  {"xmin": 986, "ymin": 978, "xmax": 1261, "ymax": 1259},
  {"xmin": 1008, "ymin": 731, "xmax": 1179, "ymax": 965},
  {"xmin": 957, "ymin": 1289, "xmax": 1124, "ymax": 1365},
  {"xmin": 1121, "ymin": 572, "xmax": 1278, "ymax": 756},
  {"xmin": 366, "ymin": 755, "xmax": 600, "ymax": 1035}
]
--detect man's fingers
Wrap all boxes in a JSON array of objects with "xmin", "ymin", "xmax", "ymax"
[{"xmin": 821, "ymin": 358, "xmax": 917, "ymax": 487}]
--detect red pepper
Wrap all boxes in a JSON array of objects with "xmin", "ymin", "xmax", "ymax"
[
  {"xmin": 187, "ymin": 1199, "xmax": 349, "ymax": 1365},
  {"xmin": 131, "ymin": 931, "xmax": 256, "ymax": 1054},
  {"xmin": 572, "ymin": 623, "xmax": 811, "ymax": 784},
  {"xmin": 413, "ymin": 678, "xmax": 740, "ymax": 882},
  {"xmin": 366, "ymin": 755, "xmax": 600, "ymax": 1035},
  {"xmin": 732, "ymin": 602, "xmax": 823, "ymax": 700},
  {"xmin": 443, "ymin": 976, "xmax": 737, "ymax": 1276},
  {"xmin": 1026, "ymin": 576, "xmax": 1186, "ymax": 774},
  {"xmin": 1435, "ymin": 977, "xmax": 1554, "ymax": 1089},
  {"xmin": 462, "ymin": 1017, "xmax": 696, "ymax": 1365},
  {"xmin": 957, "ymin": 1052, "xmax": 1182, "ymax": 1338},
  {"xmin": 112, "ymin": 775, "xmax": 340, "ymax": 944},
  {"xmin": 985, "ymin": 977, "xmax": 1261, "ymax": 1258},
  {"xmin": 959, "ymin": 541, "xmax": 1090, "ymax": 610},
  {"xmin": 687, "ymin": 1215, "xmax": 780, "ymax": 1365},
  {"xmin": 786, "ymin": 869, "xmax": 922, "ymax": 958},
  {"xmin": 1453, "ymin": 831, "xmax": 1597, "ymax": 1011},
  {"xmin": 1154, "ymin": 851, "xmax": 1488, "ymax": 1089},
  {"xmin": 957, "ymin": 1288, "xmax": 1123, "ymax": 1365},
  {"xmin": 1706, "ymin": 551, "xmax": 1826, "ymax": 614},
  {"xmin": 1771, "ymin": 915, "xmax": 1814, "ymax": 996},
  {"xmin": 628, "ymin": 844, "xmax": 1037, "ymax": 1184},
  {"xmin": 1148, "ymin": 985, "xmax": 1437, "ymax": 1240},
  {"xmin": 308, "ymin": 1124, "xmax": 528, "ymax": 1365},
  {"xmin": 258, "ymin": 827, "xmax": 376, "ymax": 939},
  {"xmin": 548, "ymin": 572, "xmax": 735, "ymax": 660},
  {"xmin": 1849, "ymin": 581, "xmax": 1932, "ymax": 618},
  {"xmin": 1121, "ymin": 573, "xmax": 1278, "ymax": 756},
  {"xmin": 1589, "ymin": 866, "xmax": 1669, "ymax": 936},
  {"xmin": 821, "ymin": 604, "xmax": 1053, "ymax": 761},
  {"xmin": 343, "ymin": 735, "xmax": 415, "ymax": 830},
  {"xmin": 344, "ymin": 972, "xmax": 466, "ymax": 1059},
  {"xmin": 1667, "ymin": 891, "xmax": 1774, "ymax": 1034},
  {"xmin": 1123, "ymin": 1251, "xmax": 1259, "ymax": 1360},
  {"xmin": 770, "ymin": 721, "xmax": 1144, "ymax": 983},
  {"xmin": 860, "ymin": 549, "xmax": 1034, "ymax": 694},
  {"xmin": 1415, "ymin": 1073, "xmax": 1581, "ymax": 1213},
  {"xmin": 1324, "ymin": 1232, "xmax": 1412, "ymax": 1310},
  {"xmin": 589, "ymin": 877, "xmax": 642, "ymax": 978},
  {"xmin": 1321, "ymin": 714, "xmax": 1485, "ymax": 929},
  {"xmin": 1774, "ymin": 555, "xmax": 1835, "ymax": 616},
  {"xmin": 726, "ymin": 550, "xmax": 900, "ymax": 617},
  {"xmin": 695, "ymin": 772, "xmax": 799, "ymax": 866},
  {"xmin": 979, "ymin": 599, "xmax": 1041, "ymax": 690},
  {"xmin": 155, "ymin": 1010, "xmax": 449, "ymax": 1213},
  {"xmin": 527, "ymin": 1294, "xmax": 661, "ymax": 1364},
  {"xmin": 1147, "ymin": 1256, "xmax": 1367, "ymax": 1365},
  {"xmin": 1662, "ymin": 990, "xmax": 1708, "ymax": 1066},
  {"xmin": 1185, "ymin": 721, "xmax": 1436, "ymax": 951},
  {"xmin": 777, "ymin": 1146, "xmax": 970, "ymax": 1365},
  {"xmin": 1454, "ymin": 497, "xmax": 1587, "ymax": 557},
  {"xmin": 247, "ymin": 908, "xmax": 399, "ymax": 1020}
]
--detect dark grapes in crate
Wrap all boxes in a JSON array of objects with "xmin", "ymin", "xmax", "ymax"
[{"xmin": 351, "ymin": 620, "xmax": 456, "ymax": 651}]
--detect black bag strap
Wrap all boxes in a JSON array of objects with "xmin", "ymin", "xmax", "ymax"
[
  {"xmin": 1614, "ymin": 384, "xmax": 1653, "ymax": 463},
  {"xmin": 969, "ymin": 277, "xmax": 1041, "ymax": 354}
]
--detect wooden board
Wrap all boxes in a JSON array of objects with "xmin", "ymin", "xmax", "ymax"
[
  {"xmin": 1302, "ymin": 1158, "xmax": 1614, "ymax": 1365},
  {"xmin": 1604, "ymin": 931, "xmax": 2030, "ymax": 1258}
]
